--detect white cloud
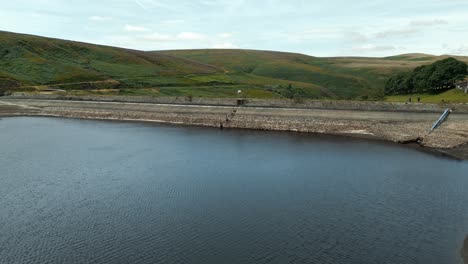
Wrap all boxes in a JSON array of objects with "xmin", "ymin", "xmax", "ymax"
[
  {"xmin": 409, "ymin": 19, "xmax": 448, "ymax": 27},
  {"xmin": 121, "ymin": 30, "xmax": 239, "ymax": 50},
  {"xmin": 89, "ymin": 16, "xmax": 112, "ymax": 21},
  {"xmin": 133, "ymin": 0, "xmax": 173, "ymax": 11},
  {"xmin": 261, "ymin": 28, "xmax": 343, "ymax": 45},
  {"xmin": 141, "ymin": 33, "xmax": 172, "ymax": 41},
  {"xmin": 177, "ymin": 32, "xmax": 205, "ymax": 40},
  {"xmin": 200, "ymin": 0, "xmax": 219, "ymax": 6},
  {"xmin": 133, "ymin": 0, "xmax": 149, "ymax": 10},
  {"xmin": 372, "ymin": 18, "xmax": 448, "ymax": 39},
  {"xmin": 446, "ymin": 44, "xmax": 468, "ymax": 55},
  {"xmin": 161, "ymin": 19, "xmax": 185, "ymax": 24},
  {"xmin": 301, "ymin": 28, "xmax": 344, "ymax": 41},
  {"xmin": 374, "ymin": 28, "xmax": 419, "ymax": 39},
  {"xmin": 212, "ymin": 42, "xmax": 239, "ymax": 49},
  {"xmin": 345, "ymin": 31, "xmax": 368, "ymax": 43},
  {"xmin": 139, "ymin": 32, "xmax": 206, "ymax": 42},
  {"xmin": 124, "ymin": 24, "xmax": 150, "ymax": 32},
  {"xmin": 218, "ymin": 33, "xmax": 233, "ymax": 38},
  {"xmin": 352, "ymin": 44, "xmax": 397, "ymax": 52}
]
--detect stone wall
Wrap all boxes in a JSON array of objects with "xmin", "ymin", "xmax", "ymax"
[{"xmin": 7, "ymin": 93, "xmax": 468, "ymax": 113}]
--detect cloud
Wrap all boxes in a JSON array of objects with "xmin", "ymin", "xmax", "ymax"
[
  {"xmin": 409, "ymin": 19, "xmax": 448, "ymax": 27},
  {"xmin": 89, "ymin": 16, "xmax": 112, "ymax": 21},
  {"xmin": 200, "ymin": 0, "xmax": 219, "ymax": 6},
  {"xmin": 133, "ymin": 0, "xmax": 173, "ymax": 11},
  {"xmin": 124, "ymin": 24, "xmax": 150, "ymax": 32},
  {"xmin": 212, "ymin": 42, "xmax": 238, "ymax": 49},
  {"xmin": 374, "ymin": 28, "xmax": 419, "ymax": 39},
  {"xmin": 352, "ymin": 44, "xmax": 397, "ymax": 52},
  {"xmin": 265, "ymin": 28, "xmax": 343, "ymax": 44},
  {"xmin": 134, "ymin": 31, "xmax": 238, "ymax": 49},
  {"xmin": 372, "ymin": 18, "xmax": 448, "ymax": 39},
  {"xmin": 218, "ymin": 32, "xmax": 233, "ymax": 38},
  {"xmin": 133, "ymin": 0, "xmax": 149, "ymax": 10},
  {"xmin": 301, "ymin": 28, "xmax": 343, "ymax": 40},
  {"xmin": 161, "ymin": 19, "xmax": 185, "ymax": 24},
  {"xmin": 446, "ymin": 44, "xmax": 468, "ymax": 55},
  {"xmin": 345, "ymin": 31, "xmax": 368, "ymax": 43},
  {"xmin": 139, "ymin": 32, "xmax": 206, "ymax": 42},
  {"xmin": 177, "ymin": 32, "xmax": 205, "ymax": 40},
  {"xmin": 141, "ymin": 33, "xmax": 172, "ymax": 41}
]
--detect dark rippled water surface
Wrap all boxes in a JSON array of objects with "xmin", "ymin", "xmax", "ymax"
[{"xmin": 1, "ymin": 117, "xmax": 468, "ymax": 264}]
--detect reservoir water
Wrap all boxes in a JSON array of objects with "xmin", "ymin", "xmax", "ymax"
[{"xmin": 1, "ymin": 117, "xmax": 467, "ymax": 264}]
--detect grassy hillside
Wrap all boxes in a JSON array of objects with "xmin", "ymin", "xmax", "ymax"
[
  {"xmin": 0, "ymin": 31, "xmax": 326, "ymax": 98},
  {"xmin": 0, "ymin": 31, "xmax": 227, "ymax": 88},
  {"xmin": 1, "ymin": 31, "xmax": 467, "ymax": 100},
  {"xmin": 0, "ymin": 31, "xmax": 290, "ymax": 98},
  {"xmin": 386, "ymin": 89, "xmax": 468, "ymax": 104},
  {"xmin": 159, "ymin": 50, "xmax": 468, "ymax": 99}
]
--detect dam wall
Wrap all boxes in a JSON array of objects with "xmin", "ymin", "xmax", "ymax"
[{"xmin": 6, "ymin": 94, "xmax": 468, "ymax": 113}]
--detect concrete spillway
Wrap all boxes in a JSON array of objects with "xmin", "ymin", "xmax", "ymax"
[{"xmin": 430, "ymin": 109, "xmax": 451, "ymax": 133}]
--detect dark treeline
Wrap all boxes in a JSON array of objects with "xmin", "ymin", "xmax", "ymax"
[{"xmin": 385, "ymin": 57, "xmax": 467, "ymax": 95}]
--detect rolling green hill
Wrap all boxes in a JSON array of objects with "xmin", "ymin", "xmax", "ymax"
[
  {"xmin": 1, "ymin": 31, "xmax": 467, "ymax": 100},
  {"xmin": 0, "ymin": 31, "xmax": 327, "ymax": 98},
  {"xmin": 158, "ymin": 50, "xmax": 468, "ymax": 99},
  {"xmin": 0, "ymin": 31, "xmax": 225, "ymax": 89}
]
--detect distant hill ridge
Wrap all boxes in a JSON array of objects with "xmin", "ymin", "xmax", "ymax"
[{"xmin": 1, "ymin": 30, "xmax": 467, "ymax": 99}]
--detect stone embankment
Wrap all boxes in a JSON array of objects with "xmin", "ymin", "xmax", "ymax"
[
  {"xmin": 1, "ymin": 97, "xmax": 467, "ymax": 160},
  {"xmin": 7, "ymin": 93, "xmax": 468, "ymax": 112}
]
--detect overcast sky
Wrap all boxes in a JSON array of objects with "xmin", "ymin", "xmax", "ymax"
[{"xmin": 1, "ymin": 0, "xmax": 468, "ymax": 57}]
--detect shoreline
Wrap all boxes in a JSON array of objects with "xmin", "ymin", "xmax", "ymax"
[
  {"xmin": 1, "ymin": 97, "xmax": 467, "ymax": 161},
  {"xmin": 2, "ymin": 112, "xmax": 467, "ymax": 161}
]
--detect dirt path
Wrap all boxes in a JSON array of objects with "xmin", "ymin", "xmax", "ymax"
[{"xmin": 0, "ymin": 100, "xmax": 41, "ymax": 115}]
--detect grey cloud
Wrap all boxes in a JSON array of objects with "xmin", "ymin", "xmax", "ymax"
[
  {"xmin": 448, "ymin": 44, "xmax": 468, "ymax": 55},
  {"xmin": 345, "ymin": 31, "xmax": 369, "ymax": 43},
  {"xmin": 409, "ymin": 19, "xmax": 448, "ymax": 27},
  {"xmin": 373, "ymin": 18, "xmax": 448, "ymax": 39},
  {"xmin": 374, "ymin": 28, "xmax": 419, "ymax": 38}
]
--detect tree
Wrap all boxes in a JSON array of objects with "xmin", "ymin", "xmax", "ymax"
[
  {"xmin": 283, "ymin": 84, "xmax": 306, "ymax": 99},
  {"xmin": 428, "ymin": 58, "xmax": 467, "ymax": 91},
  {"xmin": 385, "ymin": 57, "xmax": 467, "ymax": 95},
  {"xmin": 411, "ymin": 65, "xmax": 433, "ymax": 93},
  {"xmin": 284, "ymin": 84, "xmax": 294, "ymax": 99},
  {"xmin": 385, "ymin": 72, "xmax": 413, "ymax": 95}
]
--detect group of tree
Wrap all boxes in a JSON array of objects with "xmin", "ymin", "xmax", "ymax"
[
  {"xmin": 385, "ymin": 57, "xmax": 467, "ymax": 95},
  {"xmin": 283, "ymin": 84, "xmax": 306, "ymax": 99}
]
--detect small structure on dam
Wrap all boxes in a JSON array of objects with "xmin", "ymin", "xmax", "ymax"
[
  {"xmin": 430, "ymin": 109, "xmax": 452, "ymax": 133},
  {"xmin": 237, "ymin": 90, "xmax": 245, "ymax": 106},
  {"xmin": 456, "ymin": 81, "xmax": 468, "ymax": 93}
]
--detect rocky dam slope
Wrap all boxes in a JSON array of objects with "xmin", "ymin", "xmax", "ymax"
[{"xmin": 1, "ymin": 97, "xmax": 467, "ymax": 160}]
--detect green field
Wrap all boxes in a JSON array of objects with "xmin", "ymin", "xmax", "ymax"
[
  {"xmin": 160, "ymin": 50, "xmax": 468, "ymax": 100},
  {"xmin": 1, "ymin": 30, "xmax": 467, "ymax": 102},
  {"xmin": 386, "ymin": 89, "xmax": 468, "ymax": 104}
]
